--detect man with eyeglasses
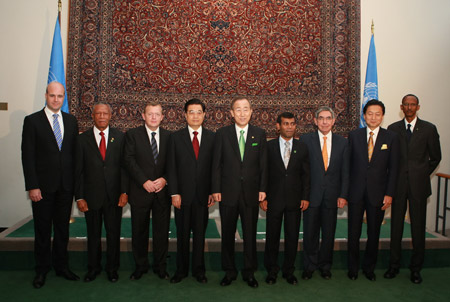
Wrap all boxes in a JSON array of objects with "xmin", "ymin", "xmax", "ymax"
[
  {"xmin": 212, "ymin": 97, "xmax": 268, "ymax": 288},
  {"xmin": 384, "ymin": 94, "xmax": 441, "ymax": 284},
  {"xmin": 167, "ymin": 98, "xmax": 215, "ymax": 284},
  {"xmin": 299, "ymin": 106, "xmax": 349, "ymax": 281},
  {"xmin": 123, "ymin": 102, "xmax": 172, "ymax": 281}
]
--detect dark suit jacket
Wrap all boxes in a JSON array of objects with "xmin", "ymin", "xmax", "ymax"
[
  {"xmin": 22, "ymin": 109, "xmax": 78, "ymax": 192},
  {"xmin": 123, "ymin": 126, "xmax": 170, "ymax": 207},
  {"xmin": 388, "ymin": 118, "xmax": 441, "ymax": 200},
  {"xmin": 74, "ymin": 127, "xmax": 128, "ymax": 210},
  {"xmin": 266, "ymin": 137, "xmax": 310, "ymax": 211},
  {"xmin": 299, "ymin": 132, "xmax": 349, "ymax": 208},
  {"xmin": 167, "ymin": 127, "xmax": 215, "ymax": 206},
  {"xmin": 211, "ymin": 124, "xmax": 268, "ymax": 207},
  {"xmin": 348, "ymin": 127, "xmax": 400, "ymax": 207}
]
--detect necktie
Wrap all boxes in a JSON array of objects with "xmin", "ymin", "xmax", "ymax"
[
  {"xmin": 406, "ymin": 123, "xmax": 412, "ymax": 142},
  {"xmin": 322, "ymin": 136, "xmax": 328, "ymax": 171},
  {"xmin": 368, "ymin": 131, "xmax": 374, "ymax": 162},
  {"xmin": 151, "ymin": 132, "xmax": 158, "ymax": 164},
  {"xmin": 284, "ymin": 141, "xmax": 291, "ymax": 169},
  {"xmin": 239, "ymin": 129, "xmax": 245, "ymax": 161},
  {"xmin": 192, "ymin": 131, "xmax": 199, "ymax": 159},
  {"xmin": 52, "ymin": 113, "xmax": 62, "ymax": 151},
  {"xmin": 99, "ymin": 131, "xmax": 106, "ymax": 161}
]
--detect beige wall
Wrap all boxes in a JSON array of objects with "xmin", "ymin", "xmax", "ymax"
[{"xmin": 1, "ymin": 0, "xmax": 449, "ymax": 230}]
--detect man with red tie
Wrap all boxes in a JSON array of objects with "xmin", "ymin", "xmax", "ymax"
[
  {"xmin": 74, "ymin": 102, "xmax": 128, "ymax": 283},
  {"xmin": 167, "ymin": 98, "xmax": 215, "ymax": 284}
]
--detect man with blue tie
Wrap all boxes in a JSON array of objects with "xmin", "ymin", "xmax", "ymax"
[
  {"xmin": 261, "ymin": 112, "xmax": 310, "ymax": 286},
  {"xmin": 21, "ymin": 81, "xmax": 80, "ymax": 288},
  {"xmin": 347, "ymin": 99, "xmax": 400, "ymax": 281},
  {"xmin": 300, "ymin": 106, "xmax": 349, "ymax": 280}
]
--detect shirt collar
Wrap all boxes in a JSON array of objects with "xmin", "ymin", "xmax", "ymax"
[
  {"xmin": 44, "ymin": 106, "xmax": 62, "ymax": 118},
  {"xmin": 404, "ymin": 117, "xmax": 417, "ymax": 129},
  {"xmin": 93, "ymin": 126, "xmax": 109, "ymax": 136},
  {"xmin": 367, "ymin": 126, "xmax": 380, "ymax": 137},
  {"xmin": 188, "ymin": 125, "xmax": 202, "ymax": 136}
]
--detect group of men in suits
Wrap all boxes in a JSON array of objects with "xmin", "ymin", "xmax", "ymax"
[{"xmin": 21, "ymin": 81, "xmax": 441, "ymax": 289}]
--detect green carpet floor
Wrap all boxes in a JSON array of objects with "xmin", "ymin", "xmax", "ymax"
[
  {"xmin": 1, "ymin": 268, "xmax": 449, "ymax": 302},
  {"xmin": 6, "ymin": 218, "xmax": 436, "ymax": 240}
]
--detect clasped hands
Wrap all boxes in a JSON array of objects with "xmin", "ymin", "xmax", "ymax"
[{"xmin": 143, "ymin": 177, "xmax": 166, "ymax": 193}]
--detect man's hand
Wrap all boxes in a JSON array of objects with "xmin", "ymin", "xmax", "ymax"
[
  {"xmin": 29, "ymin": 189, "xmax": 43, "ymax": 202},
  {"xmin": 154, "ymin": 178, "xmax": 167, "ymax": 193},
  {"xmin": 381, "ymin": 195, "xmax": 393, "ymax": 211},
  {"xmin": 143, "ymin": 180, "xmax": 157, "ymax": 193},
  {"xmin": 300, "ymin": 200, "xmax": 309, "ymax": 211},
  {"xmin": 207, "ymin": 195, "xmax": 215, "ymax": 208},
  {"xmin": 77, "ymin": 199, "xmax": 89, "ymax": 212},
  {"xmin": 172, "ymin": 195, "xmax": 182, "ymax": 209},
  {"xmin": 259, "ymin": 200, "xmax": 268, "ymax": 212},
  {"xmin": 337, "ymin": 198, "xmax": 347, "ymax": 208},
  {"xmin": 213, "ymin": 193, "xmax": 221, "ymax": 202},
  {"xmin": 259, "ymin": 192, "xmax": 266, "ymax": 202},
  {"xmin": 118, "ymin": 193, "xmax": 128, "ymax": 207}
]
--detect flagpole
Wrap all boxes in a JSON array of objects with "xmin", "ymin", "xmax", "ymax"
[
  {"xmin": 58, "ymin": 0, "xmax": 62, "ymax": 25},
  {"xmin": 371, "ymin": 19, "xmax": 374, "ymax": 35}
]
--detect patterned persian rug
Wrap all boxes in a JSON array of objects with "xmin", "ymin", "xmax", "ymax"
[{"xmin": 67, "ymin": 0, "xmax": 360, "ymax": 137}]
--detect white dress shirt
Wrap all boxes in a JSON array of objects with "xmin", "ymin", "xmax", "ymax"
[
  {"xmin": 145, "ymin": 125, "xmax": 160, "ymax": 152},
  {"xmin": 44, "ymin": 106, "xmax": 64, "ymax": 138},
  {"xmin": 318, "ymin": 130, "xmax": 332, "ymax": 167},
  {"xmin": 93, "ymin": 126, "xmax": 109, "ymax": 148}
]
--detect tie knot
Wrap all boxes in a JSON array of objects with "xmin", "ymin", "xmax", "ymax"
[
  {"xmin": 100, "ymin": 131, "xmax": 104, "ymax": 137},
  {"xmin": 407, "ymin": 124, "xmax": 412, "ymax": 130},
  {"xmin": 193, "ymin": 131, "xmax": 198, "ymax": 136},
  {"xmin": 323, "ymin": 136, "xmax": 327, "ymax": 141},
  {"xmin": 240, "ymin": 130, "xmax": 245, "ymax": 135},
  {"xmin": 53, "ymin": 113, "xmax": 59, "ymax": 119},
  {"xmin": 152, "ymin": 132, "xmax": 156, "ymax": 138},
  {"xmin": 369, "ymin": 131, "xmax": 374, "ymax": 137}
]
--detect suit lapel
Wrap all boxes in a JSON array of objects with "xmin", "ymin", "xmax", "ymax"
[
  {"xmin": 181, "ymin": 128, "xmax": 197, "ymax": 160},
  {"xmin": 328, "ymin": 133, "xmax": 339, "ymax": 170},
  {"xmin": 274, "ymin": 137, "xmax": 286, "ymax": 170},
  {"xmin": 140, "ymin": 126, "xmax": 155, "ymax": 163},
  {"xmin": 371, "ymin": 128, "xmax": 385, "ymax": 161},
  {"xmin": 226, "ymin": 125, "xmax": 241, "ymax": 160},
  {"xmin": 311, "ymin": 132, "xmax": 326, "ymax": 171},
  {"xmin": 87, "ymin": 128, "xmax": 104, "ymax": 161},
  {"xmin": 158, "ymin": 128, "xmax": 168, "ymax": 164},
  {"xmin": 39, "ymin": 110, "xmax": 60, "ymax": 151},
  {"xmin": 359, "ymin": 128, "xmax": 369, "ymax": 163}
]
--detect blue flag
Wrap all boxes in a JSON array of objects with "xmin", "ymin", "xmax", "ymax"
[
  {"xmin": 360, "ymin": 34, "xmax": 378, "ymax": 128},
  {"xmin": 48, "ymin": 17, "xmax": 69, "ymax": 113}
]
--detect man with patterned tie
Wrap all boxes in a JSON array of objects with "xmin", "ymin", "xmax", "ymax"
[
  {"xmin": 299, "ymin": 106, "xmax": 349, "ymax": 281},
  {"xmin": 385, "ymin": 94, "xmax": 441, "ymax": 284},
  {"xmin": 261, "ymin": 112, "xmax": 310, "ymax": 286},
  {"xmin": 167, "ymin": 98, "xmax": 215, "ymax": 284},
  {"xmin": 347, "ymin": 99, "xmax": 400, "ymax": 281},
  {"xmin": 212, "ymin": 97, "xmax": 268, "ymax": 288},
  {"xmin": 123, "ymin": 102, "xmax": 171, "ymax": 281},
  {"xmin": 74, "ymin": 102, "xmax": 128, "ymax": 283},
  {"xmin": 21, "ymin": 81, "xmax": 79, "ymax": 288}
]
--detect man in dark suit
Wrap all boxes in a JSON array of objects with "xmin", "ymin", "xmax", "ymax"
[
  {"xmin": 21, "ymin": 81, "xmax": 80, "ymax": 288},
  {"xmin": 167, "ymin": 98, "xmax": 215, "ymax": 284},
  {"xmin": 299, "ymin": 106, "xmax": 349, "ymax": 280},
  {"xmin": 123, "ymin": 102, "xmax": 171, "ymax": 281},
  {"xmin": 212, "ymin": 97, "xmax": 268, "ymax": 288},
  {"xmin": 384, "ymin": 94, "xmax": 441, "ymax": 284},
  {"xmin": 347, "ymin": 99, "xmax": 399, "ymax": 281},
  {"xmin": 74, "ymin": 102, "xmax": 128, "ymax": 283},
  {"xmin": 261, "ymin": 112, "xmax": 310, "ymax": 286}
]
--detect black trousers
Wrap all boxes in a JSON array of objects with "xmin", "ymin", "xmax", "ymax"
[
  {"xmin": 174, "ymin": 201, "xmax": 209, "ymax": 278},
  {"xmin": 84, "ymin": 203, "xmax": 123, "ymax": 273},
  {"xmin": 264, "ymin": 207, "xmax": 301, "ymax": 277},
  {"xmin": 130, "ymin": 197, "xmax": 171, "ymax": 273},
  {"xmin": 348, "ymin": 195, "xmax": 385, "ymax": 274},
  {"xmin": 219, "ymin": 196, "xmax": 259, "ymax": 279},
  {"xmin": 303, "ymin": 205, "xmax": 338, "ymax": 272},
  {"xmin": 390, "ymin": 184, "xmax": 427, "ymax": 272},
  {"xmin": 31, "ymin": 189, "xmax": 73, "ymax": 274}
]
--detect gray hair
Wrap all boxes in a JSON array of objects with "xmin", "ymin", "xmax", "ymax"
[
  {"xmin": 314, "ymin": 106, "xmax": 335, "ymax": 119},
  {"xmin": 93, "ymin": 102, "xmax": 112, "ymax": 113}
]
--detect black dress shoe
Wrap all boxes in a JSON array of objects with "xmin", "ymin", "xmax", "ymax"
[
  {"xmin": 195, "ymin": 275, "xmax": 208, "ymax": 284},
  {"xmin": 244, "ymin": 277, "xmax": 259, "ymax": 288},
  {"xmin": 56, "ymin": 269, "xmax": 80, "ymax": 281},
  {"xmin": 384, "ymin": 268, "xmax": 399, "ymax": 279},
  {"xmin": 170, "ymin": 275, "xmax": 183, "ymax": 283},
  {"xmin": 220, "ymin": 276, "xmax": 235, "ymax": 286},
  {"xmin": 320, "ymin": 270, "xmax": 332, "ymax": 280},
  {"xmin": 107, "ymin": 271, "xmax": 119, "ymax": 283},
  {"xmin": 130, "ymin": 269, "xmax": 147, "ymax": 280},
  {"xmin": 302, "ymin": 270, "xmax": 313, "ymax": 280},
  {"xmin": 265, "ymin": 275, "xmax": 277, "ymax": 285},
  {"xmin": 33, "ymin": 274, "xmax": 46, "ymax": 289},
  {"xmin": 347, "ymin": 272, "xmax": 358, "ymax": 280},
  {"xmin": 157, "ymin": 271, "xmax": 170, "ymax": 280},
  {"xmin": 84, "ymin": 270, "xmax": 100, "ymax": 282},
  {"xmin": 363, "ymin": 271, "xmax": 376, "ymax": 281},
  {"xmin": 284, "ymin": 275, "xmax": 298, "ymax": 285},
  {"xmin": 410, "ymin": 271, "xmax": 422, "ymax": 284}
]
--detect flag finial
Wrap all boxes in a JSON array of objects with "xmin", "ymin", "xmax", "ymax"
[{"xmin": 371, "ymin": 20, "xmax": 374, "ymax": 35}]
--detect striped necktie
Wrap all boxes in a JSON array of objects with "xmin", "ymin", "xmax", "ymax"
[
  {"xmin": 151, "ymin": 132, "xmax": 158, "ymax": 164},
  {"xmin": 368, "ymin": 131, "xmax": 374, "ymax": 162},
  {"xmin": 52, "ymin": 113, "xmax": 62, "ymax": 150}
]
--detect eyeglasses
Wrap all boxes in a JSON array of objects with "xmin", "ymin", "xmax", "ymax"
[
  {"xmin": 187, "ymin": 110, "xmax": 204, "ymax": 115},
  {"xmin": 317, "ymin": 116, "xmax": 333, "ymax": 121}
]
